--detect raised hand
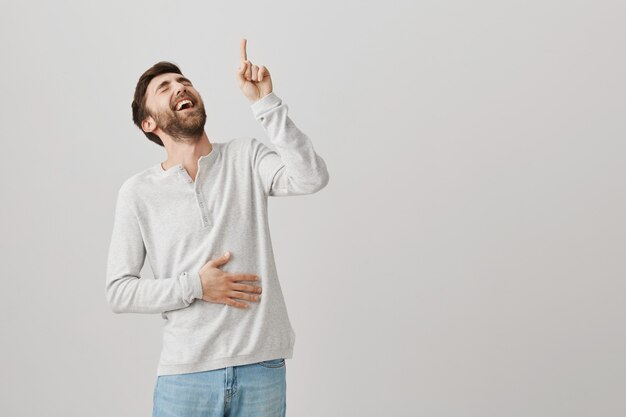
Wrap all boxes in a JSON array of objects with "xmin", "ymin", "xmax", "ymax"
[
  {"xmin": 198, "ymin": 251, "xmax": 263, "ymax": 309},
  {"xmin": 236, "ymin": 37, "xmax": 273, "ymax": 103}
]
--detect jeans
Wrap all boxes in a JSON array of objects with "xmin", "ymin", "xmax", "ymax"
[{"xmin": 152, "ymin": 358, "xmax": 287, "ymax": 417}]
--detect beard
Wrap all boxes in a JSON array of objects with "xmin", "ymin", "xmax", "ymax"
[{"xmin": 153, "ymin": 101, "xmax": 207, "ymax": 143}]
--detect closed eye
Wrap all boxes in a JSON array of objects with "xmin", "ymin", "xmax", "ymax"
[
  {"xmin": 158, "ymin": 81, "xmax": 192, "ymax": 94},
  {"xmin": 156, "ymin": 77, "xmax": 193, "ymax": 94}
]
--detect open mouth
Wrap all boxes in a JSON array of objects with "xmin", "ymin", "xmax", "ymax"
[{"xmin": 174, "ymin": 99, "xmax": 195, "ymax": 112}]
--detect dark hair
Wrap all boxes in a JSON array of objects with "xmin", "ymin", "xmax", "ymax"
[{"xmin": 131, "ymin": 61, "xmax": 183, "ymax": 147}]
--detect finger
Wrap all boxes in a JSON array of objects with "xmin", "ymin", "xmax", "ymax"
[
  {"xmin": 229, "ymin": 291, "xmax": 260, "ymax": 302},
  {"xmin": 240, "ymin": 38, "xmax": 247, "ymax": 63},
  {"xmin": 231, "ymin": 282, "xmax": 262, "ymax": 293},
  {"xmin": 225, "ymin": 297, "xmax": 248, "ymax": 309},
  {"xmin": 229, "ymin": 273, "xmax": 259, "ymax": 282},
  {"xmin": 244, "ymin": 60, "xmax": 252, "ymax": 80},
  {"xmin": 258, "ymin": 66, "xmax": 269, "ymax": 82},
  {"xmin": 251, "ymin": 64, "xmax": 259, "ymax": 81}
]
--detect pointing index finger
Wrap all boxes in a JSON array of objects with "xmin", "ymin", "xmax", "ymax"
[{"xmin": 240, "ymin": 38, "xmax": 247, "ymax": 63}]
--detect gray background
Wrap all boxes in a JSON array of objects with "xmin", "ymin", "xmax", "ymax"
[{"xmin": 1, "ymin": 0, "xmax": 624, "ymax": 416}]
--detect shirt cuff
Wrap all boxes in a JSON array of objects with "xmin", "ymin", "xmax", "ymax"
[
  {"xmin": 251, "ymin": 91, "xmax": 282, "ymax": 119},
  {"xmin": 180, "ymin": 271, "xmax": 204, "ymax": 303}
]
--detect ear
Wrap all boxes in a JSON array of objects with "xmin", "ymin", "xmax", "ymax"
[{"xmin": 142, "ymin": 116, "xmax": 155, "ymax": 133}]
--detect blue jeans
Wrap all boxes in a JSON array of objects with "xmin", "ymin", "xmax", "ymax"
[{"xmin": 152, "ymin": 359, "xmax": 287, "ymax": 417}]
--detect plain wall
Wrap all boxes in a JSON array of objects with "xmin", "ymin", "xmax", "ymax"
[{"xmin": 1, "ymin": 0, "xmax": 624, "ymax": 416}]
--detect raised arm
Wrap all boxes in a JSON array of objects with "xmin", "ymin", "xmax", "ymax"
[
  {"xmin": 104, "ymin": 186, "xmax": 203, "ymax": 314},
  {"xmin": 249, "ymin": 92, "xmax": 329, "ymax": 197}
]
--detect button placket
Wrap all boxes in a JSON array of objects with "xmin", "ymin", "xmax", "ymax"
[
  {"xmin": 197, "ymin": 195, "xmax": 210, "ymax": 226},
  {"xmin": 176, "ymin": 165, "xmax": 193, "ymax": 184},
  {"xmin": 192, "ymin": 169, "xmax": 211, "ymax": 228},
  {"xmin": 170, "ymin": 150, "xmax": 218, "ymax": 228}
]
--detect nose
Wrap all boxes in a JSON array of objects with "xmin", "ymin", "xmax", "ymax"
[{"xmin": 174, "ymin": 81, "xmax": 189, "ymax": 97}]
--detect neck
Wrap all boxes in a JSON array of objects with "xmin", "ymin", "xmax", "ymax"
[{"xmin": 161, "ymin": 131, "xmax": 213, "ymax": 170}]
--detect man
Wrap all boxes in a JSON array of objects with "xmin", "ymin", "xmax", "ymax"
[{"xmin": 105, "ymin": 38, "xmax": 329, "ymax": 417}]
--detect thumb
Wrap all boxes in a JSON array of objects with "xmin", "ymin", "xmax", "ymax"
[
  {"xmin": 208, "ymin": 250, "xmax": 231, "ymax": 268},
  {"xmin": 235, "ymin": 62, "xmax": 248, "ymax": 83}
]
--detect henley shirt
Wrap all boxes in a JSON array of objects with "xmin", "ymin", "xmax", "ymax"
[{"xmin": 105, "ymin": 91, "xmax": 329, "ymax": 376}]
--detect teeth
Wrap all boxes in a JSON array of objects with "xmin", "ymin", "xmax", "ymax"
[{"xmin": 175, "ymin": 99, "xmax": 192, "ymax": 111}]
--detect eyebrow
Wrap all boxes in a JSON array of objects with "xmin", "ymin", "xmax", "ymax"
[{"xmin": 154, "ymin": 76, "xmax": 192, "ymax": 94}]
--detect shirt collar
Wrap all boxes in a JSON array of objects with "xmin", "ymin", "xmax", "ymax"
[{"xmin": 156, "ymin": 142, "xmax": 220, "ymax": 177}]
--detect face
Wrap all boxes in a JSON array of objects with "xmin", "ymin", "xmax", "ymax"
[{"xmin": 143, "ymin": 73, "xmax": 207, "ymax": 142}]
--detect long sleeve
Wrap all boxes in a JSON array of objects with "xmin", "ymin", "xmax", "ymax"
[
  {"xmin": 104, "ymin": 186, "xmax": 204, "ymax": 314},
  {"xmin": 250, "ymin": 91, "xmax": 329, "ymax": 197}
]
